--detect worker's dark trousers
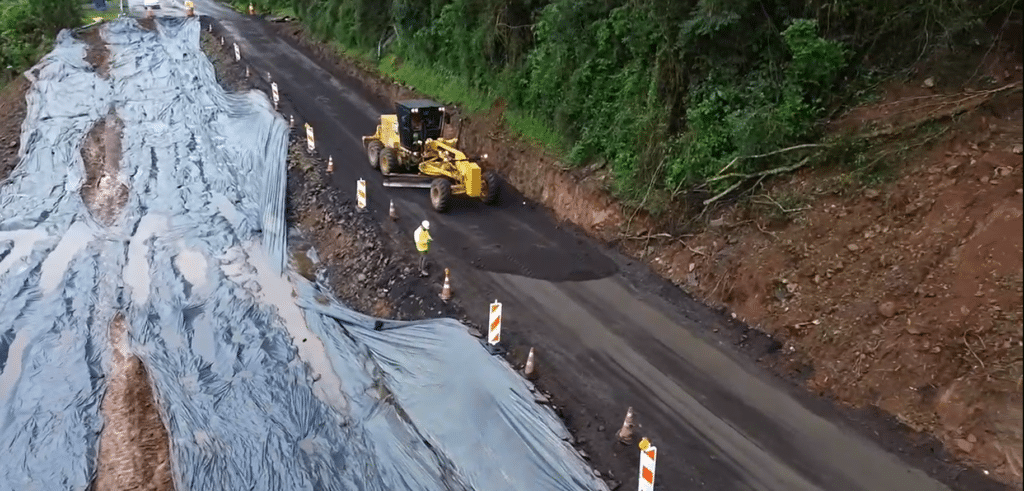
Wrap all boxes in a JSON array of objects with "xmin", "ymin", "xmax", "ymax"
[{"xmin": 419, "ymin": 252, "xmax": 427, "ymax": 272}]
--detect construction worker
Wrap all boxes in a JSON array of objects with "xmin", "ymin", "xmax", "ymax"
[{"xmin": 414, "ymin": 220, "xmax": 432, "ymax": 276}]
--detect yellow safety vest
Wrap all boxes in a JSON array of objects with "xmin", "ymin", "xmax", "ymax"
[{"xmin": 414, "ymin": 227, "xmax": 431, "ymax": 252}]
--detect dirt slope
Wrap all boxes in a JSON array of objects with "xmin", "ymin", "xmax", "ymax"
[{"xmin": 0, "ymin": 76, "xmax": 29, "ymax": 181}]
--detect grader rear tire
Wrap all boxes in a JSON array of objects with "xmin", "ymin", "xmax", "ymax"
[
  {"xmin": 366, "ymin": 141, "xmax": 383, "ymax": 169},
  {"xmin": 379, "ymin": 148, "xmax": 397, "ymax": 174},
  {"xmin": 430, "ymin": 178, "xmax": 452, "ymax": 212},
  {"xmin": 480, "ymin": 170, "xmax": 501, "ymax": 205}
]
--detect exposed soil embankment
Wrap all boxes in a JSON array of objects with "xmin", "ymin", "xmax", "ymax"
[{"xmin": 0, "ymin": 76, "xmax": 29, "ymax": 181}]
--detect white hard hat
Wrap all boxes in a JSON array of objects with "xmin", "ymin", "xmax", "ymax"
[{"xmin": 421, "ymin": 220, "xmax": 430, "ymax": 230}]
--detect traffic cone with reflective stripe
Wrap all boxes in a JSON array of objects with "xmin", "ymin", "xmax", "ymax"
[
  {"xmin": 617, "ymin": 407, "xmax": 635, "ymax": 443},
  {"xmin": 440, "ymin": 268, "xmax": 452, "ymax": 301},
  {"xmin": 524, "ymin": 347, "xmax": 537, "ymax": 380}
]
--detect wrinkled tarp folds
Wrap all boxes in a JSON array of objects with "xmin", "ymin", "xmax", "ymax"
[{"xmin": 0, "ymin": 17, "xmax": 609, "ymax": 491}]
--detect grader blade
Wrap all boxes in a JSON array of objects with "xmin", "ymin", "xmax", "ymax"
[{"xmin": 382, "ymin": 173, "xmax": 435, "ymax": 189}]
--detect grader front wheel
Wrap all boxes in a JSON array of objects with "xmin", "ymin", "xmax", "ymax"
[
  {"xmin": 379, "ymin": 148, "xmax": 397, "ymax": 174},
  {"xmin": 366, "ymin": 141, "xmax": 383, "ymax": 169},
  {"xmin": 480, "ymin": 170, "xmax": 501, "ymax": 205},
  {"xmin": 430, "ymin": 178, "xmax": 452, "ymax": 212}
]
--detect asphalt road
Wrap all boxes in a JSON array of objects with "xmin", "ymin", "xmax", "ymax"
[{"xmin": 133, "ymin": 2, "xmax": 998, "ymax": 489}]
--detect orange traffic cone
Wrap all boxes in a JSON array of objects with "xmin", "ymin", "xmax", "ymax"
[
  {"xmin": 440, "ymin": 268, "xmax": 452, "ymax": 301},
  {"xmin": 524, "ymin": 347, "xmax": 537, "ymax": 380},
  {"xmin": 617, "ymin": 407, "xmax": 635, "ymax": 443},
  {"xmin": 327, "ymin": 155, "xmax": 334, "ymax": 173}
]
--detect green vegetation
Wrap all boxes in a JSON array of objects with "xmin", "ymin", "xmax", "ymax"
[
  {"xmin": 240, "ymin": 0, "xmax": 1014, "ymax": 212},
  {"xmin": 1, "ymin": 0, "xmax": 84, "ymax": 87}
]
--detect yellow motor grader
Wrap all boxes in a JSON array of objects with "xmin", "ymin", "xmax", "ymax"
[{"xmin": 362, "ymin": 99, "xmax": 500, "ymax": 212}]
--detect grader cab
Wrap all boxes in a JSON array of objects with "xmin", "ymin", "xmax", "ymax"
[{"xmin": 362, "ymin": 99, "xmax": 500, "ymax": 212}]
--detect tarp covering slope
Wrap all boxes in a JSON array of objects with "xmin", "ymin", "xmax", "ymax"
[{"xmin": 0, "ymin": 17, "xmax": 608, "ymax": 491}]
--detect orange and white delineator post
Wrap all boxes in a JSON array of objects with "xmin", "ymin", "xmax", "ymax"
[
  {"xmin": 487, "ymin": 300, "xmax": 501, "ymax": 345},
  {"xmin": 271, "ymin": 82, "xmax": 279, "ymax": 109},
  {"xmin": 638, "ymin": 437, "xmax": 657, "ymax": 491},
  {"xmin": 356, "ymin": 179, "xmax": 367, "ymax": 209},
  {"xmin": 233, "ymin": 43, "xmax": 240, "ymax": 62},
  {"xmin": 327, "ymin": 155, "xmax": 334, "ymax": 173},
  {"xmin": 305, "ymin": 123, "xmax": 315, "ymax": 153}
]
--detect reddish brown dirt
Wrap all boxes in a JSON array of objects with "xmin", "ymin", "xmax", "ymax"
[
  {"xmin": 81, "ymin": 110, "xmax": 129, "ymax": 225},
  {"xmin": 80, "ymin": 27, "xmax": 110, "ymax": 79},
  {"xmin": 94, "ymin": 314, "xmax": 174, "ymax": 491},
  {"xmin": 662, "ymin": 89, "xmax": 1024, "ymax": 485},
  {"xmin": 269, "ymin": 19, "xmax": 1024, "ymax": 487},
  {"xmin": 0, "ymin": 76, "xmax": 29, "ymax": 181}
]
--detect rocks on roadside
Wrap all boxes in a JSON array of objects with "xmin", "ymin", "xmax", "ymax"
[{"xmin": 877, "ymin": 301, "xmax": 897, "ymax": 318}]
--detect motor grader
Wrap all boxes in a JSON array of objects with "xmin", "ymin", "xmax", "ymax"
[{"xmin": 362, "ymin": 99, "xmax": 500, "ymax": 212}]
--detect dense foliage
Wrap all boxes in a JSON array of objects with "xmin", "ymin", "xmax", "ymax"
[
  {"xmin": 1, "ymin": 0, "xmax": 83, "ymax": 85},
  {"xmin": 243, "ymin": 0, "xmax": 1012, "ymax": 208}
]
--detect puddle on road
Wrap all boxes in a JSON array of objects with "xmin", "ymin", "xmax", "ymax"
[
  {"xmin": 94, "ymin": 313, "xmax": 173, "ymax": 491},
  {"xmin": 0, "ymin": 228, "xmax": 48, "ymax": 279},
  {"xmin": 123, "ymin": 213, "xmax": 169, "ymax": 306},
  {"xmin": 39, "ymin": 220, "xmax": 96, "ymax": 294},
  {"xmin": 174, "ymin": 243, "xmax": 209, "ymax": 290}
]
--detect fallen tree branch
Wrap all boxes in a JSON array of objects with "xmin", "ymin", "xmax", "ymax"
[
  {"xmin": 710, "ymin": 143, "xmax": 825, "ymax": 182},
  {"xmin": 703, "ymin": 157, "xmax": 812, "ymax": 207},
  {"xmin": 859, "ymin": 82, "xmax": 1022, "ymax": 140},
  {"xmin": 620, "ymin": 232, "xmax": 676, "ymax": 241},
  {"xmin": 752, "ymin": 194, "xmax": 812, "ymax": 214}
]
